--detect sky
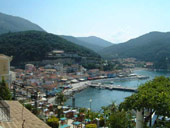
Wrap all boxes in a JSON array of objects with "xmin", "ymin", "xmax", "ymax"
[{"xmin": 0, "ymin": 0, "xmax": 170, "ymax": 43}]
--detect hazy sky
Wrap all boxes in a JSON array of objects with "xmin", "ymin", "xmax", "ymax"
[{"xmin": 0, "ymin": 0, "xmax": 170, "ymax": 43}]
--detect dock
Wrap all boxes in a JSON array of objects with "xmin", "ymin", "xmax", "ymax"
[
  {"xmin": 63, "ymin": 81, "xmax": 91, "ymax": 95},
  {"xmin": 90, "ymin": 84, "xmax": 137, "ymax": 92}
]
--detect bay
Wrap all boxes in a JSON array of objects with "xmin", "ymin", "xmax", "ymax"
[{"xmin": 66, "ymin": 69, "xmax": 170, "ymax": 111}]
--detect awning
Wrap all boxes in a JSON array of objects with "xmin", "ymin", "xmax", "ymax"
[
  {"xmin": 60, "ymin": 124, "xmax": 70, "ymax": 128},
  {"xmin": 71, "ymin": 79, "xmax": 78, "ymax": 83},
  {"xmin": 61, "ymin": 78, "xmax": 67, "ymax": 81}
]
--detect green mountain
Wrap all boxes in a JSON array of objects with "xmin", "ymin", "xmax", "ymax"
[
  {"xmin": 101, "ymin": 31, "xmax": 170, "ymax": 69},
  {"xmin": 0, "ymin": 31, "xmax": 100, "ymax": 65},
  {"xmin": 61, "ymin": 35, "xmax": 104, "ymax": 52},
  {"xmin": 77, "ymin": 36, "xmax": 113, "ymax": 51},
  {"xmin": 0, "ymin": 12, "xmax": 44, "ymax": 34},
  {"xmin": 61, "ymin": 35, "xmax": 113, "ymax": 52}
]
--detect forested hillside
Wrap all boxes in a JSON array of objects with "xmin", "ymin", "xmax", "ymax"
[
  {"xmin": 61, "ymin": 35, "xmax": 103, "ymax": 52},
  {"xmin": 101, "ymin": 32, "xmax": 170, "ymax": 69},
  {"xmin": 0, "ymin": 31, "xmax": 100, "ymax": 65},
  {"xmin": 0, "ymin": 12, "xmax": 44, "ymax": 34}
]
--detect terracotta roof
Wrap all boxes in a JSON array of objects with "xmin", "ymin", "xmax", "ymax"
[
  {"xmin": 42, "ymin": 84, "xmax": 57, "ymax": 90},
  {"xmin": 0, "ymin": 101, "xmax": 51, "ymax": 128}
]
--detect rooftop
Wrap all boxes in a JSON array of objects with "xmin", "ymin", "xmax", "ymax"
[{"xmin": 0, "ymin": 101, "xmax": 51, "ymax": 128}]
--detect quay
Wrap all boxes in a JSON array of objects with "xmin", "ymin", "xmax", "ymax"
[
  {"xmin": 63, "ymin": 78, "xmax": 139, "ymax": 96},
  {"xmin": 63, "ymin": 81, "xmax": 91, "ymax": 95},
  {"xmin": 90, "ymin": 84, "xmax": 137, "ymax": 92}
]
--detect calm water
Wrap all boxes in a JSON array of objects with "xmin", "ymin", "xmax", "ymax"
[{"xmin": 66, "ymin": 69, "xmax": 170, "ymax": 111}]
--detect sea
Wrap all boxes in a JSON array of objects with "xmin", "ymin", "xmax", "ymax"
[{"xmin": 65, "ymin": 69, "xmax": 170, "ymax": 111}]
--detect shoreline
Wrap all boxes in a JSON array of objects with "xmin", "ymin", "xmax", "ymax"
[
  {"xmin": 48, "ymin": 73, "xmax": 144, "ymax": 103},
  {"xmin": 63, "ymin": 75, "xmax": 148, "ymax": 96},
  {"xmin": 63, "ymin": 67, "xmax": 170, "ymax": 96},
  {"xmin": 133, "ymin": 67, "xmax": 170, "ymax": 72},
  {"xmin": 48, "ymin": 69, "xmax": 150, "ymax": 104},
  {"xmin": 63, "ymin": 81, "xmax": 91, "ymax": 96}
]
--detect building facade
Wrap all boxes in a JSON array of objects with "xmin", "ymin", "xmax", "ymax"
[{"xmin": 0, "ymin": 54, "xmax": 12, "ymax": 86}]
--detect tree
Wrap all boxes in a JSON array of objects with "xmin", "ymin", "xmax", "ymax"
[
  {"xmin": 101, "ymin": 102, "xmax": 134, "ymax": 128},
  {"xmin": 55, "ymin": 92, "xmax": 67, "ymax": 105},
  {"xmin": 0, "ymin": 31, "xmax": 101, "ymax": 66},
  {"xmin": 0, "ymin": 79, "xmax": 12, "ymax": 100},
  {"xmin": 120, "ymin": 76, "xmax": 170, "ymax": 127},
  {"xmin": 108, "ymin": 110, "xmax": 134, "ymax": 128}
]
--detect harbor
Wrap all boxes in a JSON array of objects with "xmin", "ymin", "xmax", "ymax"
[
  {"xmin": 63, "ymin": 78, "xmax": 139, "ymax": 96},
  {"xmin": 63, "ymin": 74, "xmax": 146, "ymax": 96},
  {"xmin": 66, "ymin": 69, "xmax": 170, "ymax": 111}
]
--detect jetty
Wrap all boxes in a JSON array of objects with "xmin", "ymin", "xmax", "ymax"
[
  {"xmin": 63, "ymin": 81, "xmax": 91, "ymax": 95},
  {"xmin": 90, "ymin": 84, "xmax": 137, "ymax": 92}
]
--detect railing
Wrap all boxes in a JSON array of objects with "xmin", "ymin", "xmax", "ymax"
[{"xmin": 0, "ymin": 98, "xmax": 10, "ymax": 121}]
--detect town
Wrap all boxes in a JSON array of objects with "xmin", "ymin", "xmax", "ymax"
[
  {"xmin": 0, "ymin": 53, "xmax": 151, "ymax": 128},
  {"xmin": 1, "ymin": 1, "xmax": 170, "ymax": 127}
]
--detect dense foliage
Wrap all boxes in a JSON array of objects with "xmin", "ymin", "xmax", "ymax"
[
  {"xmin": 24, "ymin": 104, "xmax": 33, "ymax": 111},
  {"xmin": 47, "ymin": 116, "xmax": 59, "ymax": 128},
  {"xmin": 120, "ymin": 76, "xmax": 170, "ymax": 127},
  {"xmin": 0, "ymin": 31, "xmax": 100, "ymax": 65},
  {"xmin": 0, "ymin": 12, "xmax": 44, "ymax": 35},
  {"xmin": 121, "ymin": 76, "xmax": 170, "ymax": 117},
  {"xmin": 85, "ymin": 124, "xmax": 97, "ymax": 128},
  {"xmin": 101, "ymin": 103, "xmax": 134, "ymax": 128},
  {"xmin": 70, "ymin": 103, "xmax": 134, "ymax": 128},
  {"xmin": 0, "ymin": 79, "xmax": 12, "ymax": 100},
  {"xmin": 108, "ymin": 110, "xmax": 134, "ymax": 128},
  {"xmin": 101, "ymin": 32, "xmax": 170, "ymax": 69}
]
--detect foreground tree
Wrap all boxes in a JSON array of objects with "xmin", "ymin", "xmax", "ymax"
[
  {"xmin": 0, "ymin": 79, "xmax": 11, "ymax": 100},
  {"xmin": 108, "ymin": 110, "xmax": 134, "ymax": 128},
  {"xmin": 102, "ymin": 103, "xmax": 134, "ymax": 128},
  {"xmin": 120, "ymin": 76, "xmax": 170, "ymax": 127}
]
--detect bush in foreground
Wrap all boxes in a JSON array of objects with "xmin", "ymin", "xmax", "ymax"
[
  {"xmin": 47, "ymin": 116, "xmax": 59, "ymax": 128},
  {"xmin": 86, "ymin": 124, "xmax": 97, "ymax": 128}
]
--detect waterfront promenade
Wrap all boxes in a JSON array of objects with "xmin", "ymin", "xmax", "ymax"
[{"xmin": 63, "ymin": 81, "xmax": 91, "ymax": 95}]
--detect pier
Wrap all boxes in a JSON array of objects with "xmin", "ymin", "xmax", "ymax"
[
  {"xmin": 63, "ymin": 81, "xmax": 138, "ymax": 96},
  {"xmin": 90, "ymin": 84, "xmax": 137, "ymax": 92}
]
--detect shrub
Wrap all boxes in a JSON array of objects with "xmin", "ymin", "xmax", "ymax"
[
  {"xmin": 85, "ymin": 124, "xmax": 97, "ymax": 128},
  {"xmin": 47, "ymin": 116, "xmax": 59, "ymax": 128},
  {"xmin": 24, "ymin": 104, "xmax": 33, "ymax": 111},
  {"xmin": 0, "ymin": 79, "xmax": 12, "ymax": 100}
]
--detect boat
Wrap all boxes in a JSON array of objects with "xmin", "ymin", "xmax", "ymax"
[{"xmin": 137, "ymin": 75, "xmax": 149, "ymax": 79}]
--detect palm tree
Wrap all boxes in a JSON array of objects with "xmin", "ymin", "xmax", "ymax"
[{"xmin": 55, "ymin": 92, "xmax": 66, "ymax": 105}]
